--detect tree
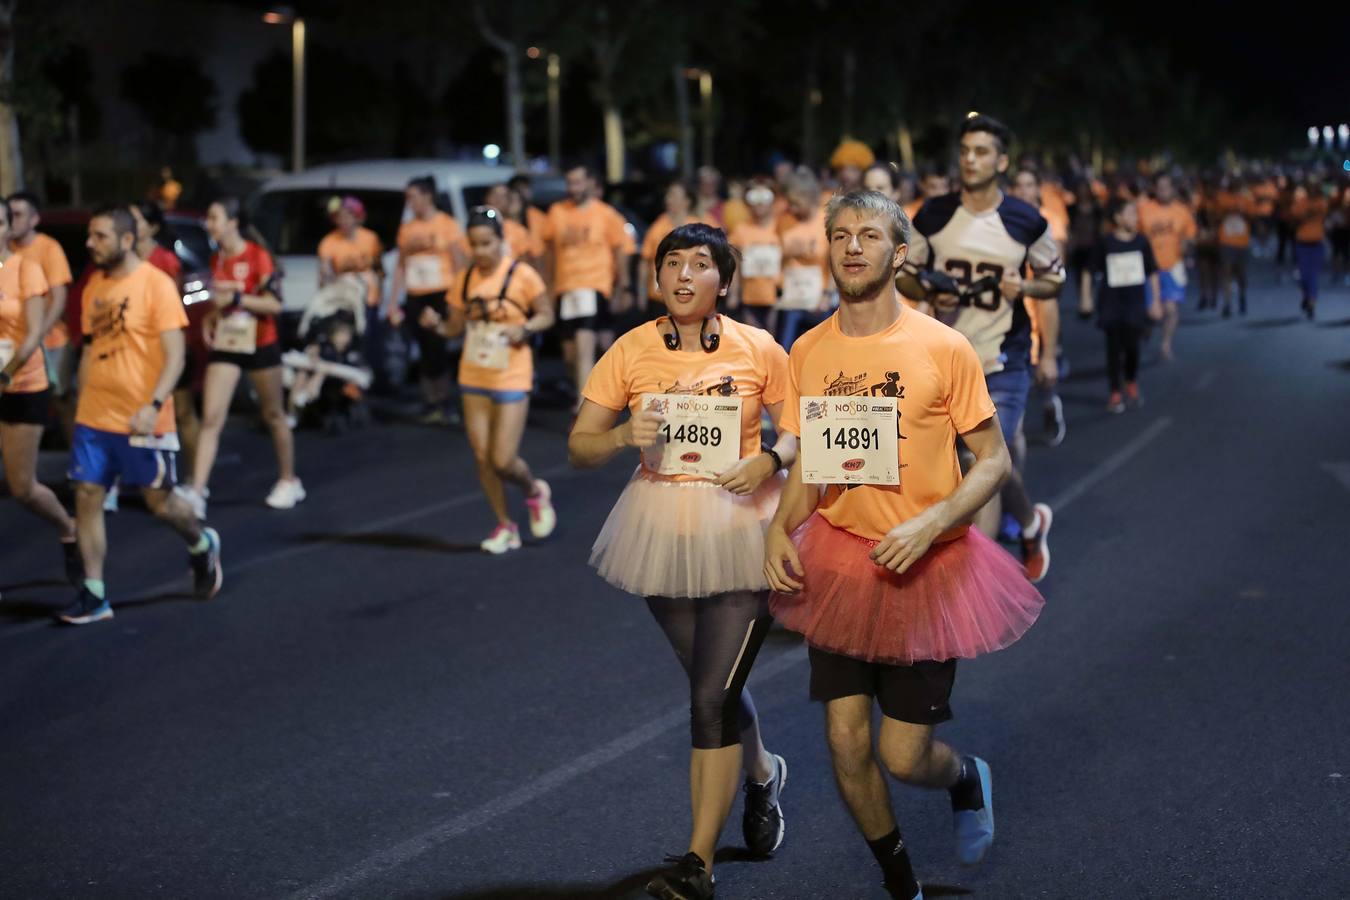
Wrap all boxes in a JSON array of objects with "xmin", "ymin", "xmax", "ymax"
[
  {"xmin": 120, "ymin": 52, "xmax": 218, "ymax": 163},
  {"xmin": 0, "ymin": 0, "xmax": 24, "ymax": 194},
  {"xmin": 238, "ymin": 45, "xmax": 397, "ymax": 164}
]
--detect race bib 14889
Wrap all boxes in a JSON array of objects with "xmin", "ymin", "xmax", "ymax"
[{"xmin": 639, "ymin": 393, "xmax": 742, "ymax": 479}]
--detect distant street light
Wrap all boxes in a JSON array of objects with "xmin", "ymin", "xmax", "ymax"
[
  {"xmin": 264, "ymin": 6, "xmax": 305, "ymax": 173},
  {"xmin": 1323, "ymin": 126, "xmax": 1335, "ymax": 148},
  {"xmin": 1339, "ymin": 124, "xmax": 1349, "ymax": 150},
  {"xmin": 546, "ymin": 53, "xmax": 561, "ymax": 172},
  {"xmin": 1308, "ymin": 126, "xmax": 1319, "ymax": 148},
  {"xmin": 684, "ymin": 68, "xmax": 714, "ymax": 167}
]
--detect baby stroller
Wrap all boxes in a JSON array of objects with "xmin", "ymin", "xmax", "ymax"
[{"xmin": 285, "ymin": 274, "xmax": 374, "ymax": 433}]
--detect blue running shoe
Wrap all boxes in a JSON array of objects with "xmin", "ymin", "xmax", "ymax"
[
  {"xmin": 56, "ymin": 587, "xmax": 113, "ymax": 625},
  {"xmin": 953, "ymin": 756, "xmax": 994, "ymax": 865}
]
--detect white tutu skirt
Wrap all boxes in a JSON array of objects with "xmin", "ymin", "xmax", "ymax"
[{"xmin": 590, "ymin": 469, "xmax": 783, "ymax": 599}]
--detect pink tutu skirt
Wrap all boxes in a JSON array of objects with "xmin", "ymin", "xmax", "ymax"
[
  {"xmin": 590, "ymin": 469, "xmax": 783, "ymax": 599},
  {"xmin": 769, "ymin": 514, "xmax": 1044, "ymax": 664}
]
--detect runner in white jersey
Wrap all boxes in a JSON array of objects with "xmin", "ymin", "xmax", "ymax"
[{"xmin": 897, "ymin": 115, "xmax": 1063, "ymax": 583}]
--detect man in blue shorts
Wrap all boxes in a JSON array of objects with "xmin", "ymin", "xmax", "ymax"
[{"xmin": 58, "ymin": 207, "xmax": 222, "ymax": 624}]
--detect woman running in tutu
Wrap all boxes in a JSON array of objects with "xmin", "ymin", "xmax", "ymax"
[
  {"xmin": 763, "ymin": 191, "xmax": 1044, "ymax": 900},
  {"xmin": 569, "ymin": 223, "xmax": 798, "ymax": 900}
]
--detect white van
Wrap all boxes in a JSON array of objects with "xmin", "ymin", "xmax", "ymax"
[{"xmin": 251, "ymin": 160, "xmax": 562, "ymax": 329}]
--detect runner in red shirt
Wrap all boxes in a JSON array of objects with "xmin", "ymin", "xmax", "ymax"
[{"xmin": 182, "ymin": 197, "xmax": 303, "ymax": 519}]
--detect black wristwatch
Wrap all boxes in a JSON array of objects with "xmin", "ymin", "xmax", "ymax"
[
  {"xmin": 764, "ymin": 448, "xmax": 783, "ymax": 471},
  {"xmin": 151, "ymin": 397, "xmax": 164, "ymax": 411}
]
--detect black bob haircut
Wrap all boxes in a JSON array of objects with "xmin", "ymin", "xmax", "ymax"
[
  {"xmin": 654, "ymin": 223, "xmax": 738, "ymax": 289},
  {"xmin": 959, "ymin": 114, "xmax": 1013, "ymax": 155}
]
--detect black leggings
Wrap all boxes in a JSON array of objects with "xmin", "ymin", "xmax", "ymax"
[
  {"xmin": 646, "ymin": 592, "xmax": 772, "ymax": 750},
  {"xmin": 1104, "ymin": 323, "xmax": 1142, "ymax": 392}
]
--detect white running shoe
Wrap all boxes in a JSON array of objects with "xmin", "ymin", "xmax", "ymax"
[
  {"xmin": 266, "ymin": 478, "xmax": 307, "ymax": 510},
  {"xmin": 524, "ymin": 480, "xmax": 557, "ymax": 539},
  {"xmin": 175, "ymin": 485, "xmax": 207, "ymax": 520},
  {"xmin": 480, "ymin": 523, "xmax": 522, "ymax": 555}
]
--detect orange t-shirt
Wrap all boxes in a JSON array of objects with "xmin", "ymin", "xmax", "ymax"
[
  {"xmin": 9, "ymin": 232, "xmax": 73, "ymax": 350},
  {"xmin": 780, "ymin": 306, "xmax": 996, "ymax": 542},
  {"xmin": 524, "ymin": 207, "xmax": 548, "ymax": 255},
  {"xmin": 1039, "ymin": 188, "xmax": 1070, "ymax": 243},
  {"xmin": 1212, "ymin": 192, "xmax": 1254, "ymax": 248},
  {"xmin": 721, "ymin": 198, "xmax": 752, "ymax": 235},
  {"xmin": 781, "ymin": 210, "xmax": 830, "ymax": 300},
  {"xmin": 1137, "ymin": 198, "xmax": 1197, "ymax": 270},
  {"xmin": 449, "ymin": 256, "xmax": 547, "ymax": 393},
  {"xmin": 542, "ymin": 199, "xmax": 635, "ymax": 295},
  {"xmin": 0, "ymin": 252, "xmax": 51, "ymax": 393},
  {"xmin": 729, "ymin": 221, "xmax": 783, "ymax": 307},
  {"xmin": 318, "ymin": 227, "xmax": 383, "ymax": 306},
  {"xmin": 398, "ymin": 212, "xmax": 463, "ymax": 296},
  {"xmin": 1251, "ymin": 181, "xmax": 1278, "ymax": 217},
  {"xmin": 78, "ymin": 262, "xmax": 188, "ymax": 435},
  {"xmin": 1291, "ymin": 195, "xmax": 1329, "ymax": 243},
  {"xmin": 903, "ymin": 200, "xmax": 924, "ymax": 223},
  {"xmin": 1040, "ymin": 203, "xmax": 1069, "ymax": 245},
  {"xmin": 582, "ymin": 317, "xmax": 789, "ymax": 483}
]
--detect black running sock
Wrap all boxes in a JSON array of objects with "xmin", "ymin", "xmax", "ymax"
[
  {"xmin": 867, "ymin": 828, "xmax": 918, "ymax": 894},
  {"xmin": 949, "ymin": 756, "xmax": 984, "ymax": 811}
]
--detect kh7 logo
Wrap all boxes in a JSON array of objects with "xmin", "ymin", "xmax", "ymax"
[
  {"xmin": 681, "ymin": 452, "xmax": 702, "ymax": 463},
  {"xmin": 842, "ymin": 459, "xmax": 866, "ymax": 471}
]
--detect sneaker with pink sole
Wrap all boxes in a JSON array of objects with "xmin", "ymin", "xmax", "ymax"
[
  {"xmin": 524, "ymin": 479, "xmax": 557, "ymax": 539},
  {"xmin": 481, "ymin": 523, "xmax": 522, "ymax": 555}
]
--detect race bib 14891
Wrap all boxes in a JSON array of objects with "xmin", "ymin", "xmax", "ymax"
[{"xmin": 799, "ymin": 395, "xmax": 899, "ymax": 485}]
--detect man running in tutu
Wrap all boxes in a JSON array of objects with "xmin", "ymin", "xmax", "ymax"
[{"xmin": 764, "ymin": 190, "xmax": 1044, "ymax": 900}]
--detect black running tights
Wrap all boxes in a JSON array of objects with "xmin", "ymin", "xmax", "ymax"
[
  {"xmin": 646, "ymin": 592, "xmax": 773, "ymax": 750},
  {"xmin": 1104, "ymin": 323, "xmax": 1142, "ymax": 392}
]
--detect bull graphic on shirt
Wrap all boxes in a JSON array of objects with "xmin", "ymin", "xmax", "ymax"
[
  {"xmin": 88, "ymin": 296, "xmax": 132, "ymax": 360},
  {"xmin": 821, "ymin": 370, "xmax": 907, "ymax": 441},
  {"xmin": 659, "ymin": 376, "xmax": 739, "ymax": 396}
]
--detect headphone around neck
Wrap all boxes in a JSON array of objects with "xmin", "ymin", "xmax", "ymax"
[{"xmin": 660, "ymin": 315, "xmax": 721, "ymax": 353}]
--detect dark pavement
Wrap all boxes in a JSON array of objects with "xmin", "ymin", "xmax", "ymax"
[{"xmin": 2, "ymin": 262, "xmax": 1348, "ymax": 900}]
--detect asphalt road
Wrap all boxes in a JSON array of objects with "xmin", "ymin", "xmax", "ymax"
[{"xmin": 2, "ymin": 261, "xmax": 1348, "ymax": 900}]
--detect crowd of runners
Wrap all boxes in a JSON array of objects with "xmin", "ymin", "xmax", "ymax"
[{"xmin": 2, "ymin": 109, "xmax": 1345, "ymax": 898}]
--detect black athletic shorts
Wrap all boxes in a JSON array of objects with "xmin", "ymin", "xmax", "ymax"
[
  {"xmin": 808, "ymin": 646, "xmax": 957, "ymax": 725},
  {"xmin": 208, "ymin": 342, "xmax": 283, "ymax": 371},
  {"xmin": 555, "ymin": 292, "xmax": 614, "ymax": 338},
  {"xmin": 0, "ymin": 388, "xmax": 51, "ymax": 425}
]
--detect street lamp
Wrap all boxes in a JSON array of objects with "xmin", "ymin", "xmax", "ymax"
[
  {"xmin": 264, "ymin": 6, "xmax": 305, "ymax": 173},
  {"xmin": 684, "ymin": 68, "xmax": 714, "ymax": 168}
]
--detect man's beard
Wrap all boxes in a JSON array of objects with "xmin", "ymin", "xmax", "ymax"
[
  {"xmin": 95, "ymin": 249, "xmax": 127, "ymax": 272},
  {"xmin": 833, "ymin": 264, "xmax": 894, "ymax": 303}
]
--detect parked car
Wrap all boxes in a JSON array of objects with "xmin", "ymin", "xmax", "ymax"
[{"xmin": 251, "ymin": 160, "xmax": 564, "ymax": 336}]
